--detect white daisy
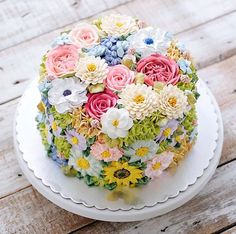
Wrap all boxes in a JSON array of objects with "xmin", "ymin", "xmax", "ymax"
[
  {"xmin": 68, "ymin": 149, "xmax": 102, "ymax": 177},
  {"xmin": 75, "ymin": 56, "xmax": 108, "ymax": 85},
  {"xmin": 48, "ymin": 77, "xmax": 88, "ymax": 114},
  {"xmin": 125, "ymin": 140, "xmax": 158, "ymax": 162}
]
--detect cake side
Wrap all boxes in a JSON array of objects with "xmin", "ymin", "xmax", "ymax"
[{"xmin": 36, "ymin": 14, "xmax": 199, "ymax": 190}]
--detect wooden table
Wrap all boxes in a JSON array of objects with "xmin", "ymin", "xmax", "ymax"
[{"xmin": 0, "ymin": 0, "xmax": 236, "ymax": 233}]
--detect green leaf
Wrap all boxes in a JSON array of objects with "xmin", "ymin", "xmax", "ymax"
[{"xmin": 104, "ymin": 182, "xmax": 117, "ymax": 190}]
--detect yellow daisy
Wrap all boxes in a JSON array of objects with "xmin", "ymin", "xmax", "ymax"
[{"xmin": 103, "ymin": 161, "xmax": 143, "ymax": 186}]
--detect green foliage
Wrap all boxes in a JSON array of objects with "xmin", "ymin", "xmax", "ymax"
[
  {"xmin": 84, "ymin": 175, "xmax": 100, "ymax": 186},
  {"xmin": 49, "ymin": 106, "xmax": 73, "ymax": 129},
  {"xmin": 62, "ymin": 165, "xmax": 78, "ymax": 177},
  {"xmin": 54, "ymin": 137, "xmax": 71, "ymax": 159},
  {"xmin": 119, "ymin": 111, "xmax": 163, "ymax": 146}
]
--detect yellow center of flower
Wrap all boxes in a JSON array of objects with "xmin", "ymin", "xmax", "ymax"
[
  {"xmin": 71, "ymin": 136, "xmax": 79, "ymax": 145},
  {"xmin": 115, "ymin": 22, "xmax": 124, "ymax": 27},
  {"xmin": 152, "ymin": 162, "xmax": 161, "ymax": 170},
  {"xmin": 163, "ymin": 128, "xmax": 171, "ymax": 137},
  {"xmin": 101, "ymin": 150, "xmax": 111, "ymax": 158},
  {"xmin": 112, "ymin": 119, "xmax": 119, "ymax": 127},
  {"xmin": 136, "ymin": 147, "xmax": 149, "ymax": 157},
  {"xmin": 87, "ymin": 63, "xmax": 97, "ymax": 72},
  {"xmin": 51, "ymin": 121, "xmax": 58, "ymax": 131},
  {"xmin": 133, "ymin": 95, "xmax": 145, "ymax": 104},
  {"xmin": 76, "ymin": 157, "xmax": 90, "ymax": 169},
  {"xmin": 168, "ymin": 97, "xmax": 177, "ymax": 107}
]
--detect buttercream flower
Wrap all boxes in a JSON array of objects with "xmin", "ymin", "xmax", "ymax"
[
  {"xmin": 103, "ymin": 161, "xmax": 143, "ymax": 186},
  {"xmin": 155, "ymin": 119, "xmax": 179, "ymax": 143},
  {"xmin": 118, "ymin": 83, "xmax": 158, "ymax": 120},
  {"xmin": 71, "ymin": 107, "xmax": 101, "ymax": 138},
  {"xmin": 177, "ymin": 59, "xmax": 192, "ymax": 74},
  {"xmin": 87, "ymin": 37, "xmax": 129, "ymax": 66},
  {"xmin": 91, "ymin": 141, "xmax": 123, "ymax": 162},
  {"xmin": 66, "ymin": 129, "xmax": 87, "ymax": 151},
  {"xmin": 128, "ymin": 27, "xmax": 172, "ymax": 56},
  {"xmin": 136, "ymin": 54, "xmax": 180, "ymax": 85},
  {"xmin": 145, "ymin": 152, "xmax": 174, "ymax": 179},
  {"xmin": 48, "ymin": 115, "xmax": 62, "ymax": 137},
  {"xmin": 46, "ymin": 45, "xmax": 79, "ymax": 77},
  {"xmin": 48, "ymin": 78, "xmax": 88, "ymax": 113},
  {"xmin": 69, "ymin": 22, "xmax": 99, "ymax": 49},
  {"xmin": 157, "ymin": 85, "xmax": 188, "ymax": 119},
  {"xmin": 101, "ymin": 108, "xmax": 133, "ymax": 139},
  {"xmin": 125, "ymin": 140, "xmax": 158, "ymax": 162},
  {"xmin": 85, "ymin": 89, "xmax": 118, "ymax": 119},
  {"xmin": 104, "ymin": 65, "xmax": 134, "ymax": 92},
  {"xmin": 75, "ymin": 56, "xmax": 108, "ymax": 84},
  {"xmin": 51, "ymin": 33, "xmax": 72, "ymax": 48},
  {"xmin": 68, "ymin": 149, "xmax": 102, "ymax": 177},
  {"xmin": 100, "ymin": 14, "xmax": 138, "ymax": 37}
]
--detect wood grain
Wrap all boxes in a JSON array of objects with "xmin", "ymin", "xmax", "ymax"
[
  {"xmin": 1, "ymin": 0, "xmax": 236, "ymax": 104},
  {"xmin": 0, "ymin": 0, "xmax": 131, "ymax": 51},
  {"xmin": 0, "ymin": 186, "xmax": 93, "ymax": 234},
  {"xmin": 1, "ymin": 0, "xmax": 236, "ymax": 233},
  {"xmin": 64, "ymin": 161, "xmax": 236, "ymax": 234}
]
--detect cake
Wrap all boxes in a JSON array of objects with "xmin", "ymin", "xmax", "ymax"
[{"xmin": 36, "ymin": 14, "xmax": 199, "ymax": 190}]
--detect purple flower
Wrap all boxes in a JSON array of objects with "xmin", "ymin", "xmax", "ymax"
[
  {"xmin": 155, "ymin": 119, "xmax": 179, "ymax": 143},
  {"xmin": 66, "ymin": 130, "xmax": 87, "ymax": 151},
  {"xmin": 48, "ymin": 115, "xmax": 62, "ymax": 137}
]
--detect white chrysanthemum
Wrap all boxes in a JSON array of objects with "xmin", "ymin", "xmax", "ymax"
[
  {"xmin": 48, "ymin": 78, "xmax": 88, "ymax": 114},
  {"xmin": 100, "ymin": 14, "xmax": 138, "ymax": 37},
  {"xmin": 157, "ymin": 85, "xmax": 188, "ymax": 119},
  {"xmin": 75, "ymin": 56, "xmax": 108, "ymax": 84},
  {"xmin": 128, "ymin": 27, "xmax": 172, "ymax": 57},
  {"xmin": 118, "ymin": 83, "xmax": 159, "ymax": 120},
  {"xmin": 68, "ymin": 149, "xmax": 102, "ymax": 177}
]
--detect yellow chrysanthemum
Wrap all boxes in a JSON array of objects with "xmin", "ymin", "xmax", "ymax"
[
  {"xmin": 103, "ymin": 162, "xmax": 143, "ymax": 186},
  {"xmin": 72, "ymin": 107, "xmax": 101, "ymax": 138},
  {"xmin": 167, "ymin": 40, "xmax": 192, "ymax": 62}
]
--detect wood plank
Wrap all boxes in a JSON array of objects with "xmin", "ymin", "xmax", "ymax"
[
  {"xmin": 1, "ymin": 54, "xmax": 235, "ymax": 199},
  {"xmin": 0, "ymin": 186, "xmax": 93, "ymax": 234},
  {"xmin": 0, "ymin": 0, "xmax": 131, "ymax": 51},
  {"xmin": 70, "ymin": 161, "xmax": 236, "ymax": 234},
  {"xmin": 221, "ymin": 225, "xmax": 236, "ymax": 234},
  {"xmin": 1, "ymin": 0, "xmax": 236, "ymax": 104}
]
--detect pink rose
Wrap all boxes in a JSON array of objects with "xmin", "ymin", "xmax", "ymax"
[
  {"xmin": 136, "ymin": 54, "xmax": 180, "ymax": 85},
  {"xmin": 46, "ymin": 45, "xmax": 79, "ymax": 77},
  {"xmin": 69, "ymin": 23, "xmax": 99, "ymax": 49},
  {"xmin": 85, "ymin": 89, "xmax": 118, "ymax": 120},
  {"xmin": 104, "ymin": 65, "xmax": 135, "ymax": 92}
]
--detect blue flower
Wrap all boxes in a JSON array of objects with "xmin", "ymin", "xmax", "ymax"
[
  {"xmin": 176, "ymin": 42, "xmax": 186, "ymax": 53},
  {"xmin": 36, "ymin": 113, "xmax": 45, "ymax": 123},
  {"xmin": 38, "ymin": 80, "xmax": 52, "ymax": 108},
  {"xmin": 177, "ymin": 59, "xmax": 192, "ymax": 74},
  {"xmin": 87, "ymin": 36, "xmax": 129, "ymax": 66},
  {"xmin": 50, "ymin": 145, "xmax": 68, "ymax": 166},
  {"xmin": 38, "ymin": 80, "xmax": 51, "ymax": 93},
  {"xmin": 51, "ymin": 33, "xmax": 72, "ymax": 48}
]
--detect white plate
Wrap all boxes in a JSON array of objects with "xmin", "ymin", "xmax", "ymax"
[{"xmin": 14, "ymin": 79, "xmax": 223, "ymax": 221}]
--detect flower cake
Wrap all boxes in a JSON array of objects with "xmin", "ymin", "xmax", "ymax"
[{"xmin": 36, "ymin": 14, "xmax": 199, "ymax": 190}]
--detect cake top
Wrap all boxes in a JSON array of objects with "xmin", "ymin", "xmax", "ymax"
[{"xmin": 37, "ymin": 14, "xmax": 199, "ymax": 190}]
